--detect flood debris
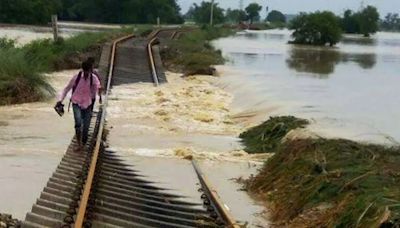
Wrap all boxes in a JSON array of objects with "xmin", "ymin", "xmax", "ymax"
[
  {"xmin": 0, "ymin": 213, "xmax": 20, "ymax": 228},
  {"xmin": 243, "ymin": 117, "xmax": 400, "ymax": 227},
  {"xmin": 239, "ymin": 116, "xmax": 309, "ymax": 153}
]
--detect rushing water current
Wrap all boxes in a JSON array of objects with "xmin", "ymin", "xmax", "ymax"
[{"xmin": 213, "ymin": 30, "xmax": 400, "ymax": 144}]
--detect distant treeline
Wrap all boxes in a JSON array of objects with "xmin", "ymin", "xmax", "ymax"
[{"xmin": 0, "ymin": 0, "xmax": 183, "ymax": 25}]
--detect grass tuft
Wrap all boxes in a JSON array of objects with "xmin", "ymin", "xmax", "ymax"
[
  {"xmin": 161, "ymin": 27, "xmax": 234, "ymax": 75},
  {"xmin": 239, "ymin": 116, "xmax": 309, "ymax": 153}
]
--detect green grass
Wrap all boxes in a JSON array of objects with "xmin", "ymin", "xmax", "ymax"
[
  {"xmin": 239, "ymin": 116, "xmax": 309, "ymax": 153},
  {"xmin": 244, "ymin": 117, "xmax": 400, "ymax": 227},
  {"xmin": 0, "ymin": 27, "xmax": 135, "ymax": 105},
  {"xmin": 161, "ymin": 27, "xmax": 234, "ymax": 75}
]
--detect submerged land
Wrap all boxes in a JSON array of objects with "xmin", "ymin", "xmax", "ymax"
[{"xmin": 0, "ymin": 23, "xmax": 400, "ymax": 227}]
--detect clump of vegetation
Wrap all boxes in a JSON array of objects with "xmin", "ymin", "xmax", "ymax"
[
  {"xmin": 267, "ymin": 10, "xmax": 286, "ymax": 24},
  {"xmin": 247, "ymin": 138, "xmax": 400, "ymax": 227},
  {"xmin": 0, "ymin": 0, "xmax": 183, "ymax": 25},
  {"xmin": 289, "ymin": 11, "xmax": 342, "ymax": 46},
  {"xmin": 0, "ymin": 48, "xmax": 53, "ymax": 105},
  {"xmin": 0, "ymin": 28, "xmax": 132, "ymax": 105},
  {"xmin": 161, "ymin": 27, "xmax": 233, "ymax": 75},
  {"xmin": 341, "ymin": 6, "xmax": 380, "ymax": 37},
  {"xmin": 0, "ymin": 38, "xmax": 16, "ymax": 49},
  {"xmin": 239, "ymin": 116, "xmax": 309, "ymax": 153}
]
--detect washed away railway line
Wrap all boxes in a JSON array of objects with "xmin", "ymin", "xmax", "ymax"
[{"xmin": 21, "ymin": 29, "xmax": 239, "ymax": 228}]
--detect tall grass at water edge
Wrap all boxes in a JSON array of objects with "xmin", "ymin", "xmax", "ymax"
[{"xmin": 0, "ymin": 27, "xmax": 137, "ymax": 105}]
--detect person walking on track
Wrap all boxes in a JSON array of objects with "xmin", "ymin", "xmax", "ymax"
[{"xmin": 56, "ymin": 61, "xmax": 101, "ymax": 151}]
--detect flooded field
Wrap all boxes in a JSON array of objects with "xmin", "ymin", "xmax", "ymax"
[{"xmin": 213, "ymin": 30, "xmax": 400, "ymax": 144}]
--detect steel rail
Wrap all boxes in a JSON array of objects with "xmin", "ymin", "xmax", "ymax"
[
  {"xmin": 147, "ymin": 37, "xmax": 160, "ymax": 86},
  {"xmin": 192, "ymin": 160, "xmax": 240, "ymax": 228},
  {"xmin": 74, "ymin": 34, "xmax": 135, "ymax": 228}
]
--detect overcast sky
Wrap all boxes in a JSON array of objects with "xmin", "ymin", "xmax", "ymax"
[{"xmin": 177, "ymin": 0, "xmax": 400, "ymax": 17}]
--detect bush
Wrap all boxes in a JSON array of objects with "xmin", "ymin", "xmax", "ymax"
[
  {"xmin": 0, "ymin": 48, "xmax": 53, "ymax": 105},
  {"xmin": 289, "ymin": 11, "xmax": 342, "ymax": 46}
]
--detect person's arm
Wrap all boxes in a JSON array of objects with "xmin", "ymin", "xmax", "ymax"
[
  {"xmin": 93, "ymin": 70, "xmax": 103, "ymax": 104},
  {"xmin": 92, "ymin": 74, "xmax": 102, "ymax": 104},
  {"xmin": 58, "ymin": 75, "xmax": 77, "ymax": 103}
]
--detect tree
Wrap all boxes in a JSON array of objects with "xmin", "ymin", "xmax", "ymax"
[
  {"xmin": 289, "ymin": 11, "xmax": 342, "ymax": 46},
  {"xmin": 340, "ymin": 5, "xmax": 379, "ymax": 37},
  {"xmin": 341, "ymin": 10, "xmax": 359, "ymax": 34},
  {"xmin": 225, "ymin": 8, "xmax": 246, "ymax": 23},
  {"xmin": 381, "ymin": 13, "xmax": 400, "ymax": 31},
  {"xmin": 358, "ymin": 5, "xmax": 379, "ymax": 37},
  {"xmin": 0, "ymin": 0, "xmax": 61, "ymax": 25},
  {"xmin": 245, "ymin": 3, "xmax": 262, "ymax": 24},
  {"xmin": 267, "ymin": 10, "xmax": 286, "ymax": 23},
  {"xmin": 0, "ymin": 0, "xmax": 183, "ymax": 25},
  {"xmin": 191, "ymin": 1, "xmax": 224, "ymax": 25}
]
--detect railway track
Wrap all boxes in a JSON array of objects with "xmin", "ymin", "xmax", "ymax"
[{"xmin": 21, "ymin": 29, "xmax": 239, "ymax": 228}]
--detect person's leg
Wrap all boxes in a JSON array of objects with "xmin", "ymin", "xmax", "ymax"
[
  {"xmin": 81, "ymin": 107, "xmax": 93, "ymax": 145},
  {"xmin": 72, "ymin": 104, "xmax": 83, "ymax": 147},
  {"xmin": 90, "ymin": 98, "xmax": 95, "ymax": 112}
]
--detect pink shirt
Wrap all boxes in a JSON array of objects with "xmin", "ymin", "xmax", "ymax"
[{"xmin": 59, "ymin": 72, "xmax": 101, "ymax": 109}]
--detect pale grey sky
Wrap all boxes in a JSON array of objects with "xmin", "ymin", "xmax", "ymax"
[{"xmin": 178, "ymin": 0, "xmax": 400, "ymax": 17}]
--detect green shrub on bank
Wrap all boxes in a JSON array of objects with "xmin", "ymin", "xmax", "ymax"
[
  {"xmin": 239, "ymin": 116, "xmax": 309, "ymax": 153},
  {"xmin": 161, "ymin": 27, "xmax": 233, "ymax": 75},
  {"xmin": 247, "ymin": 138, "xmax": 400, "ymax": 227},
  {"xmin": 0, "ymin": 48, "xmax": 53, "ymax": 105},
  {"xmin": 0, "ymin": 28, "xmax": 132, "ymax": 105}
]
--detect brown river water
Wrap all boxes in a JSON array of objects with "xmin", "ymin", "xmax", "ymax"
[
  {"xmin": 214, "ymin": 30, "xmax": 400, "ymax": 145},
  {"xmin": 2, "ymin": 28, "xmax": 399, "ymax": 226}
]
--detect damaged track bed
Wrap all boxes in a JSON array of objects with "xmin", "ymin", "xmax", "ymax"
[{"xmin": 21, "ymin": 30, "xmax": 238, "ymax": 228}]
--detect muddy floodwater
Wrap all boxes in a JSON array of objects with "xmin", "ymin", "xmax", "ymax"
[{"xmin": 213, "ymin": 30, "xmax": 400, "ymax": 144}]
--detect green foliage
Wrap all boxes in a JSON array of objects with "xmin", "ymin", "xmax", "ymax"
[
  {"xmin": 267, "ymin": 10, "xmax": 286, "ymax": 23},
  {"xmin": 0, "ymin": 37, "xmax": 16, "ymax": 49},
  {"xmin": 0, "ymin": 0, "xmax": 183, "ymax": 25},
  {"xmin": 225, "ymin": 8, "xmax": 246, "ymax": 23},
  {"xmin": 247, "ymin": 137, "xmax": 400, "ymax": 227},
  {"xmin": 191, "ymin": 1, "xmax": 225, "ymax": 25},
  {"xmin": 245, "ymin": 3, "xmax": 262, "ymax": 24},
  {"xmin": 161, "ymin": 27, "xmax": 233, "ymax": 75},
  {"xmin": 381, "ymin": 13, "xmax": 400, "ymax": 31},
  {"xmin": 340, "ymin": 6, "xmax": 380, "ymax": 37},
  {"xmin": 0, "ymin": 0, "xmax": 61, "ymax": 25},
  {"xmin": 289, "ymin": 11, "xmax": 342, "ymax": 46},
  {"xmin": 358, "ymin": 6, "xmax": 380, "ymax": 37},
  {"xmin": 239, "ymin": 116, "xmax": 309, "ymax": 153},
  {"xmin": 0, "ymin": 29, "xmax": 130, "ymax": 105},
  {"xmin": 0, "ymin": 48, "xmax": 54, "ymax": 105}
]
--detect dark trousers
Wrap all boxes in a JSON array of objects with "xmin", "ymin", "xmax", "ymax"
[{"xmin": 72, "ymin": 104, "xmax": 92, "ymax": 145}]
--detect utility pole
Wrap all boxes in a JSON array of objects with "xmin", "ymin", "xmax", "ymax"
[
  {"xmin": 51, "ymin": 15, "xmax": 59, "ymax": 42},
  {"xmin": 210, "ymin": 0, "xmax": 215, "ymax": 26},
  {"xmin": 239, "ymin": 0, "xmax": 243, "ymax": 11}
]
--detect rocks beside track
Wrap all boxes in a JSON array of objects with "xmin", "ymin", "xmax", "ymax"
[{"xmin": 0, "ymin": 213, "xmax": 21, "ymax": 228}]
